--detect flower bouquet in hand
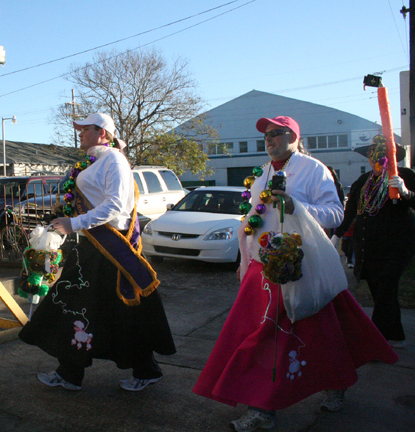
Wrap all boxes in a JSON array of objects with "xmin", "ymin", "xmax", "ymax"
[
  {"xmin": 258, "ymin": 231, "xmax": 304, "ymax": 284},
  {"xmin": 19, "ymin": 225, "xmax": 65, "ymax": 318}
]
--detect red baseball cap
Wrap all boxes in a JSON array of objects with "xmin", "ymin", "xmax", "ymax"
[{"xmin": 256, "ymin": 116, "xmax": 301, "ymax": 140}]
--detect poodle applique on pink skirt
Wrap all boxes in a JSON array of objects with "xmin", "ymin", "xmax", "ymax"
[{"xmin": 193, "ymin": 260, "xmax": 398, "ymax": 411}]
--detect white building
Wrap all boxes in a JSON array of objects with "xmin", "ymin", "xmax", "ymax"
[{"xmin": 178, "ymin": 90, "xmax": 404, "ymax": 190}]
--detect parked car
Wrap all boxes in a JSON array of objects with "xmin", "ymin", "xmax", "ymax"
[
  {"xmin": 0, "ymin": 175, "xmax": 62, "ymax": 211},
  {"xmin": 0, "ymin": 175, "xmax": 63, "ymax": 229},
  {"xmin": 141, "ymin": 186, "xmax": 245, "ymax": 267},
  {"xmin": 0, "ymin": 175, "xmax": 63, "ymax": 261},
  {"xmin": 132, "ymin": 166, "xmax": 186, "ymax": 220},
  {"xmin": 14, "ymin": 166, "xmax": 185, "ymax": 232}
]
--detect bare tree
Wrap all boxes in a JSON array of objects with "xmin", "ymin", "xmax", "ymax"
[{"xmin": 51, "ymin": 48, "xmax": 218, "ymax": 177}]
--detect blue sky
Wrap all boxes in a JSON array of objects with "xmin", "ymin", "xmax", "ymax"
[{"xmin": 0, "ymin": 0, "xmax": 410, "ymax": 145}]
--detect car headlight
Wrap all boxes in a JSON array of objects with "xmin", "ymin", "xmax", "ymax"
[
  {"xmin": 143, "ymin": 221, "xmax": 153, "ymax": 235},
  {"xmin": 204, "ymin": 227, "xmax": 233, "ymax": 240}
]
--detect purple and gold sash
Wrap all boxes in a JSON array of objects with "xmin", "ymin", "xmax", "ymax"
[{"xmin": 73, "ymin": 183, "xmax": 159, "ymax": 305}]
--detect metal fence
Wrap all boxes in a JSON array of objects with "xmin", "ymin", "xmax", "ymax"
[{"xmin": 1, "ymin": 182, "xmax": 64, "ymax": 262}]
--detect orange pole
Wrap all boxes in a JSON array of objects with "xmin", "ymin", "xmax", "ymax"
[{"xmin": 377, "ymin": 86, "xmax": 400, "ymax": 199}]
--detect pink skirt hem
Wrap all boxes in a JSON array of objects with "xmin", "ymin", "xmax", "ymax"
[{"xmin": 193, "ymin": 260, "xmax": 398, "ymax": 410}]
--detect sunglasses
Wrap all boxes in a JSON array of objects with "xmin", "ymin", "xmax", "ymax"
[{"xmin": 264, "ymin": 129, "xmax": 289, "ymax": 139}]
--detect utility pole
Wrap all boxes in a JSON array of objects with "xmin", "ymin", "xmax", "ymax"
[
  {"xmin": 65, "ymin": 89, "xmax": 80, "ymax": 148},
  {"xmin": 401, "ymin": 2, "xmax": 415, "ymax": 168}
]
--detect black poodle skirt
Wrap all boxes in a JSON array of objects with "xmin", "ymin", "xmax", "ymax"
[{"xmin": 19, "ymin": 237, "xmax": 176, "ymax": 369}]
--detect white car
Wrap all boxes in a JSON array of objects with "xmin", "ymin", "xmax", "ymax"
[
  {"xmin": 132, "ymin": 166, "xmax": 186, "ymax": 220},
  {"xmin": 142, "ymin": 186, "xmax": 245, "ymax": 267}
]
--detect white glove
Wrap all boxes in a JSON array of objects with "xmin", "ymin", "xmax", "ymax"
[
  {"xmin": 331, "ymin": 234, "xmax": 340, "ymax": 249},
  {"xmin": 389, "ymin": 175, "xmax": 409, "ymax": 196}
]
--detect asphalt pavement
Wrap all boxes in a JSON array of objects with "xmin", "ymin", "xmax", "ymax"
[{"xmin": 0, "ymin": 258, "xmax": 414, "ymax": 432}]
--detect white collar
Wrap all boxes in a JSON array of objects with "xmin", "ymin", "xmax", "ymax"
[{"xmin": 87, "ymin": 145, "xmax": 114, "ymax": 159}]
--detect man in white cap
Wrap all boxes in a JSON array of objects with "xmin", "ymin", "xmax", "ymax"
[{"xmin": 20, "ymin": 113, "xmax": 176, "ymax": 392}]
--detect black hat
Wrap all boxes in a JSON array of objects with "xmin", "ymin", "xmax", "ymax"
[{"xmin": 353, "ymin": 141, "xmax": 406, "ymax": 162}]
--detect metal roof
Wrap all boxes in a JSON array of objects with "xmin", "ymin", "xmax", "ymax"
[{"xmin": 0, "ymin": 140, "xmax": 81, "ymax": 165}]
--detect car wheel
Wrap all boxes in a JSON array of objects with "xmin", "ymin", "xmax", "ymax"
[
  {"xmin": 0, "ymin": 224, "xmax": 29, "ymax": 262},
  {"xmin": 151, "ymin": 256, "xmax": 164, "ymax": 264}
]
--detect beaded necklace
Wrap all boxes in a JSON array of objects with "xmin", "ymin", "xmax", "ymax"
[
  {"xmin": 239, "ymin": 156, "xmax": 292, "ymax": 235},
  {"xmin": 62, "ymin": 142, "xmax": 114, "ymax": 217},
  {"xmin": 357, "ymin": 169, "xmax": 389, "ymax": 216}
]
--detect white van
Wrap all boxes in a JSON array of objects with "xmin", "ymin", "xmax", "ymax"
[{"xmin": 132, "ymin": 166, "xmax": 186, "ymax": 220}]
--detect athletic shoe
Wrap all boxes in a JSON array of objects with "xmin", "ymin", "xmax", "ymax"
[
  {"xmin": 230, "ymin": 409, "xmax": 276, "ymax": 431},
  {"xmin": 118, "ymin": 376, "xmax": 162, "ymax": 391},
  {"xmin": 389, "ymin": 340, "xmax": 406, "ymax": 349},
  {"xmin": 321, "ymin": 389, "xmax": 346, "ymax": 412},
  {"xmin": 37, "ymin": 371, "xmax": 82, "ymax": 391}
]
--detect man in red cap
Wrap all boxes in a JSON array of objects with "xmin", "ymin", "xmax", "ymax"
[
  {"xmin": 193, "ymin": 115, "xmax": 398, "ymax": 432},
  {"xmin": 253, "ymin": 116, "xmax": 304, "ymax": 216}
]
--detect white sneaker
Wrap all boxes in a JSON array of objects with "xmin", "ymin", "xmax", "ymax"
[
  {"xmin": 37, "ymin": 371, "xmax": 82, "ymax": 391},
  {"xmin": 389, "ymin": 340, "xmax": 406, "ymax": 349},
  {"xmin": 321, "ymin": 389, "xmax": 346, "ymax": 412},
  {"xmin": 118, "ymin": 376, "xmax": 162, "ymax": 391},
  {"xmin": 230, "ymin": 409, "xmax": 276, "ymax": 432}
]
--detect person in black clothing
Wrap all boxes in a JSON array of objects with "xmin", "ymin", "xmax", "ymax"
[
  {"xmin": 332, "ymin": 135, "xmax": 415, "ymax": 349},
  {"xmin": 326, "ymin": 166, "xmax": 345, "ymax": 206},
  {"xmin": 326, "ymin": 166, "xmax": 345, "ymax": 238}
]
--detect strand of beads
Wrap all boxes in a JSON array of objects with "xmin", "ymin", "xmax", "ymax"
[
  {"xmin": 357, "ymin": 170, "xmax": 389, "ymax": 216},
  {"xmin": 62, "ymin": 155, "xmax": 96, "ymax": 216},
  {"xmin": 239, "ymin": 166, "xmax": 274, "ymax": 235}
]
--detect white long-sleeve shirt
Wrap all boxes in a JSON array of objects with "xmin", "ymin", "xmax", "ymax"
[
  {"xmin": 70, "ymin": 146, "xmax": 135, "ymax": 232},
  {"xmin": 246, "ymin": 151, "xmax": 344, "ymax": 262}
]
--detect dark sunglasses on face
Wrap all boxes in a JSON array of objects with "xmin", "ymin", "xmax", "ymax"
[{"xmin": 264, "ymin": 129, "xmax": 289, "ymax": 139}]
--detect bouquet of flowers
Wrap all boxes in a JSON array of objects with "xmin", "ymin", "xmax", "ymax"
[
  {"xmin": 19, "ymin": 225, "xmax": 65, "ymax": 316},
  {"xmin": 258, "ymin": 231, "xmax": 304, "ymax": 284}
]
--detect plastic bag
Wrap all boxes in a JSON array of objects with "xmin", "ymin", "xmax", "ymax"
[
  {"xmin": 29, "ymin": 224, "xmax": 66, "ymax": 251},
  {"xmin": 280, "ymin": 198, "xmax": 347, "ymax": 322}
]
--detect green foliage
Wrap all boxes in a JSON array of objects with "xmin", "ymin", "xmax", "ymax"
[
  {"xmin": 53, "ymin": 49, "xmax": 217, "ymax": 178},
  {"xmin": 141, "ymin": 116, "xmax": 219, "ymax": 179},
  {"xmin": 143, "ymin": 133, "xmax": 210, "ymax": 177}
]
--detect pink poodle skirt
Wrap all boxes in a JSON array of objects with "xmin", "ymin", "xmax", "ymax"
[{"xmin": 193, "ymin": 260, "xmax": 398, "ymax": 410}]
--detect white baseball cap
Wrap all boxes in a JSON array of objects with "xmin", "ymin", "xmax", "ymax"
[{"xmin": 73, "ymin": 113, "xmax": 116, "ymax": 136}]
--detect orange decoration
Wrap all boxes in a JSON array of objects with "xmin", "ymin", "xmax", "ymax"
[{"xmin": 377, "ymin": 87, "xmax": 400, "ymax": 199}]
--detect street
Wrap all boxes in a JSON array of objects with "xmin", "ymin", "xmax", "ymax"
[{"xmin": 0, "ymin": 257, "xmax": 414, "ymax": 431}]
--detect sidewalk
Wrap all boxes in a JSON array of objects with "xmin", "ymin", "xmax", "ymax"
[{"xmin": 0, "ymin": 259, "xmax": 414, "ymax": 432}]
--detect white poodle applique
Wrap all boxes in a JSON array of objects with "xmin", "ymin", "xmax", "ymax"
[
  {"xmin": 286, "ymin": 350, "xmax": 306, "ymax": 380},
  {"xmin": 71, "ymin": 320, "xmax": 93, "ymax": 350}
]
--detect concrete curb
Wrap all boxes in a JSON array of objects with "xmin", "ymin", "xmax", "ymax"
[
  {"xmin": 1, "ymin": 276, "xmax": 20, "ymax": 295},
  {"xmin": 0, "ymin": 326, "xmax": 21, "ymax": 343}
]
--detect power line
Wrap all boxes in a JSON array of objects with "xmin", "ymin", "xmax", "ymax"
[
  {"xmin": 0, "ymin": 0, "xmax": 242, "ymax": 79},
  {"xmin": 272, "ymin": 66, "xmax": 406, "ymax": 94},
  {"xmin": 201, "ymin": 66, "xmax": 405, "ymax": 111},
  {"xmin": 387, "ymin": 0, "xmax": 409, "ymax": 59},
  {"xmin": 0, "ymin": 0, "xmax": 256, "ymax": 99}
]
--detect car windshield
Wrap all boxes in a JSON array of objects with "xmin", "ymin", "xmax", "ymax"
[
  {"xmin": 0, "ymin": 179, "xmax": 28, "ymax": 198},
  {"xmin": 51, "ymin": 173, "xmax": 70, "ymax": 194},
  {"xmin": 173, "ymin": 190, "xmax": 242, "ymax": 214}
]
